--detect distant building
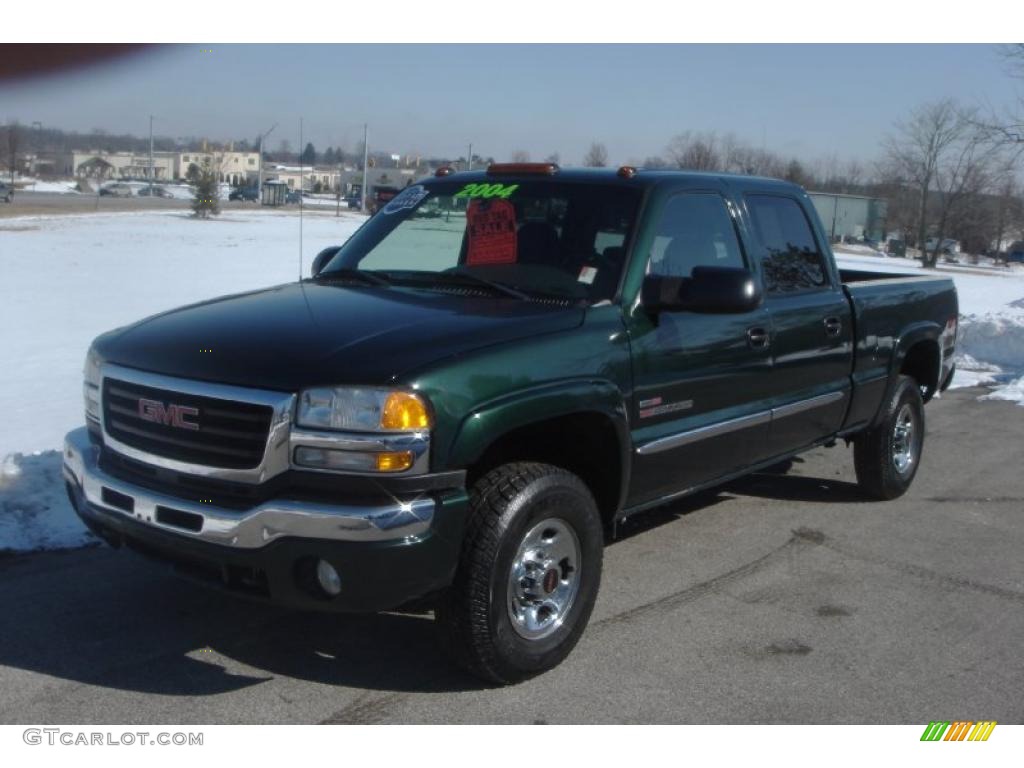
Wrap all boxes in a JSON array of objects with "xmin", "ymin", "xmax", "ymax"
[
  {"xmin": 178, "ymin": 150, "xmax": 259, "ymax": 185},
  {"xmin": 68, "ymin": 150, "xmax": 178, "ymax": 180},
  {"xmin": 263, "ymin": 165, "xmax": 425, "ymax": 194},
  {"xmin": 62, "ymin": 148, "xmax": 259, "ymax": 184},
  {"xmin": 808, "ymin": 191, "xmax": 888, "ymax": 241}
]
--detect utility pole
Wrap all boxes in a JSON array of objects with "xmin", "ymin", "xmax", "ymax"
[
  {"xmin": 467, "ymin": 143, "xmax": 473, "ymax": 171},
  {"xmin": 258, "ymin": 123, "xmax": 277, "ymax": 203},
  {"xmin": 148, "ymin": 115, "xmax": 154, "ymax": 195},
  {"xmin": 360, "ymin": 123, "xmax": 369, "ymax": 214}
]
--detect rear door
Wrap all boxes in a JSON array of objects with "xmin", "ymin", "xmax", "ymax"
[
  {"xmin": 626, "ymin": 188, "xmax": 773, "ymax": 508},
  {"xmin": 742, "ymin": 193, "xmax": 853, "ymax": 457}
]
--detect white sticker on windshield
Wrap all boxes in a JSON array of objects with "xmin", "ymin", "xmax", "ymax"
[
  {"xmin": 578, "ymin": 265, "xmax": 598, "ymax": 285},
  {"xmin": 382, "ymin": 184, "xmax": 429, "ymax": 215}
]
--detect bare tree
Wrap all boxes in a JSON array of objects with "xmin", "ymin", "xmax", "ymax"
[
  {"xmin": 640, "ymin": 155, "xmax": 670, "ymax": 169},
  {"xmin": 582, "ymin": 142, "xmax": 608, "ymax": 168},
  {"xmin": 544, "ymin": 152, "xmax": 561, "ymax": 165},
  {"xmin": 783, "ymin": 158, "xmax": 813, "ymax": 188},
  {"xmin": 666, "ymin": 131, "xmax": 721, "ymax": 171},
  {"xmin": 883, "ymin": 100, "xmax": 967, "ymax": 267},
  {"xmin": 988, "ymin": 44, "xmax": 1024, "ymax": 148},
  {"xmin": 982, "ymin": 158, "xmax": 1024, "ymax": 261},
  {"xmin": 509, "ymin": 149, "xmax": 531, "ymax": 163},
  {"xmin": 931, "ymin": 122, "xmax": 1000, "ymax": 261}
]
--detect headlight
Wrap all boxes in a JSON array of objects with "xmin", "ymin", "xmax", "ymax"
[
  {"xmin": 83, "ymin": 347, "xmax": 103, "ymax": 423},
  {"xmin": 296, "ymin": 387, "xmax": 431, "ymax": 432}
]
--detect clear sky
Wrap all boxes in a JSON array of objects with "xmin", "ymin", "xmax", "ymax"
[{"xmin": 1, "ymin": 44, "xmax": 1019, "ymax": 166}]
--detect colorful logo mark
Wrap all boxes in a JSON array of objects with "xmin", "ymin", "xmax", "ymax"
[{"xmin": 920, "ymin": 721, "xmax": 997, "ymax": 742}]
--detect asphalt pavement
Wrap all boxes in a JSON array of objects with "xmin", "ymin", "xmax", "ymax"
[{"xmin": 0, "ymin": 387, "xmax": 1021, "ymax": 724}]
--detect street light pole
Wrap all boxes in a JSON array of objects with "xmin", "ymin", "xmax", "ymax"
[
  {"xmin": 467, "ymin": 142, "xmax": 473, "ymax": 171},
  {"xmin": 360, "ymin": 123, "xmax": 369, "ymax": 215},
  {"xmin": 148, "ymin": 115, "xmax": 154, "ymax": 195}
]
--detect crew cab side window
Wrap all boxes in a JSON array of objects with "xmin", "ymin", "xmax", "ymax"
[
  {"xmin": 648, "ymin": 193, "xmax": 745, "ymax": 278},
  {"xmin": 745, "ymin": 195, "xmax": 829, "ymax": 294}
]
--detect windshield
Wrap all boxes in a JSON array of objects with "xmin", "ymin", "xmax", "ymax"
[{"xmin": 320, "ymin": 179, "xmax": 643, "ymax": 303}]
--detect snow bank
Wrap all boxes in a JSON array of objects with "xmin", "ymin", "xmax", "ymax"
[
  {"xmin": 19, "ymin": 178, "xmax": 81, "ymax": 194},
  {"xmin": 835, "ymin": 251, "xmax": 1024, "ymax": 403},
  {"xmin": 982, "ymin": 375, "xmax": 1024, "ymax": 406},
  {"xmin": 0, "ymin": 452, "xmax": 96, "ymax": 553}
]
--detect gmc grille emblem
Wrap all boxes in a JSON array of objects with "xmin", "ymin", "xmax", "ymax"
[{"xmin": 137, "ymin": 398, "xmax": 200, "ymax": 431}]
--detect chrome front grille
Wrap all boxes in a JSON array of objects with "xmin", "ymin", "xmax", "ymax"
[{"xmin": 102, "ymin": 377, "xmax": 274, "ymax": 470}]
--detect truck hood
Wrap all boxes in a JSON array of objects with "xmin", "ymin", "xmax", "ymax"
[{"xmin": 93, "ymin": 282, "xmax": 585, "ymax": 391}]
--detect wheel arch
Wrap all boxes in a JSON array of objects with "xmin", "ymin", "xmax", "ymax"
[
  {"xmin": 445, "ymin": 380, "xmax": 631, "ymax": 527},
  {"xmin": 892, "ymin": 323, "xmax": 943, "ymax": 403}
]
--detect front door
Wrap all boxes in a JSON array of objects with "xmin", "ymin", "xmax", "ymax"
[{"xmin": 626, "ymin": 190, "xmax": 773, "ymax": 509}]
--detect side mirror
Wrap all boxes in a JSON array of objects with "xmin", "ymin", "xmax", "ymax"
[
  {"xmin": 311, "ymin": 246, "xmax": 341, "ymax": 278},
  {"xmin": 642, "ymin": 266, "xmax": 762, "ymax": 314}
]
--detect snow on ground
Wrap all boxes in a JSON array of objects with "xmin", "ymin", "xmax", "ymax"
[
  {"xmin": 0, "ymin": 213, "xmax": 1022, "ymax": 552},
  {"xmin": 0, "ymin": 208, "xmax": 364, "ymax": 552},
  {"xmin": 16, "ymin": 177, "xmax": 81, "ymax": 194},
  {"xmin": 0, "ymin": 453, "xmax": 94, "ymax": 551}
]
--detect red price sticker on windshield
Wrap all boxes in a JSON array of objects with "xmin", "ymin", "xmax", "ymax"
[{"xmin": 466, "ymin": 199, "xmax": 518, "ymax": 266}]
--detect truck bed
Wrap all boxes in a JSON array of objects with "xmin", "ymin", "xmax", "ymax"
[{"xmin": 839, "ymin": 267, "xmax": 959, "ymax": 429}]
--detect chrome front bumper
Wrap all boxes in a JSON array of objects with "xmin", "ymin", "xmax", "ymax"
[{"xmin": 62, "ymin": 427, "xmax": 436, "ymax": 549}]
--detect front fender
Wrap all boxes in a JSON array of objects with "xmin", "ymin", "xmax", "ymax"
[{"xmin": 443, "ymin": 378, "xmax": 631, "ymax": 494}]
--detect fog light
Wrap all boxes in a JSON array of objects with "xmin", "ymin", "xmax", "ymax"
[
  {"xmin": 316, "ymin": 559, "xmax": 342, "ymax": 597},
  {"xmin": 375, "ymin": 451, "xmax": 414, "ymax": 472},
  {"xmin": 294, "ymin": 446, "xmax": 414, "ymax": 473}
]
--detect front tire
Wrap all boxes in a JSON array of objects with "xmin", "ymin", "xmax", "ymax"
[
  {"xmin": 435, "ymin": 462, "xmax": 604, "ymax": 684},
  {"xmin": 854, "ymin": 375, "xmax": 925, "ymax": 500}
]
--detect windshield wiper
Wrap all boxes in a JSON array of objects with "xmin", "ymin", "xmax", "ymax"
[
  {"xmin": 423, "ymin": 270, "xmax": 531, "ymax": 301},
  {"xmin": 313, "ymin": 269, "xmax": 393, "ymax": 287}
]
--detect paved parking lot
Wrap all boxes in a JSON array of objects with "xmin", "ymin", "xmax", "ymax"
[{"xmin": 1, "ymin": 387, "xmax": 1021, "ymax": 724}]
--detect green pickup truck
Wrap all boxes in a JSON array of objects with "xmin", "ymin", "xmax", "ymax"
[{"xmin": 64, "ymin": 164, "xmax": 958, "ymax": 683}]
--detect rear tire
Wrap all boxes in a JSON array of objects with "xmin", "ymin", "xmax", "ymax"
[
  {"xmin": 854, "ymin": 375, "xmax": 925, "ymax": 500},
  {"xmin": 435, "ymin": 462, "xmax": 603, "ymax": 685}
]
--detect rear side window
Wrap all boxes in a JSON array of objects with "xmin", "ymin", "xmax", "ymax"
[
  {"xmin": 648, "ymin": 193, "xmax": 745, "ymax": 278},
  {"xmin": 746, "ymin": 195, "xmax": 829, "ymax": 293}
]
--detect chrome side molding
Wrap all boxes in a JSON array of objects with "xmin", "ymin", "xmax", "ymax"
[
  {"xmin": 635, "ymin": 390, "xmax": 847, "ymax": 456},
  {"xmin": 636, "ymin": 411, "xmax": 771, "ymax": 456}
]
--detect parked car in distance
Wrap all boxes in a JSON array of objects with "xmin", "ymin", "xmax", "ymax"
[
  {"xmin": 0, "ymin": 181, "xmax": 12, "ymax": 203},
  {"xmin": 345, "ymin": 194, "xmax": 362, "ymax": 209},
  {"xmin": 886, "ymin": 239, "xmax": 907, "ymax": 258},
  {"xmin": 229, "ymin": 186, "xmax": 259, "ymax": 202},
  {"xmin": 99, "ymin": 183, "xmax": 133, "ymax": 198},
  {"xmin": 137, "ymin": 186, "xmax": 173, "ymax": 199},
  {"xmin": 285, "ymin": 189, "xmax": 302, "ymax": 204},
  {"xmin": 1005, "ymin": 241, "xmax": 1024, "ymax": 264},
  {"xmin": 64, "ymin": 165, "xmax": 959, "ymax": 684},
  {"xmin": 925, "ymin": 237, "xmax": 960, "ymax": 255}
]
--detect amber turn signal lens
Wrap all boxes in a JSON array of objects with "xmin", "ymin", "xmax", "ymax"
[
  {"xmin": 381, "ymin": 392, "xmax": 431, "ymax": 430},
  {"xmin": 375, "ymin": 451, "xmax": 414, "ymax": 472}
]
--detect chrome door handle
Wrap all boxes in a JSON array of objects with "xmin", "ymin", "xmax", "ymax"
[{"xmin": 747, "ymin": 327, "xmax": 769, "ymax": 349}]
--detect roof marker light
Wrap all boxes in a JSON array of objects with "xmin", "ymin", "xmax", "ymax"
[
  {"xmin": 617, "ymin": 165, "xmax": 638, "ymax": 179},
  {"xmin": 434, "ymin": 166, "xmax": 455, "ymax": 177}
]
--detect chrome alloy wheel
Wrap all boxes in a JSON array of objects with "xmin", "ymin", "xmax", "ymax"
[
  {"xmin": 892, "ymin": 403, "xmax": 917, "ymax": 474},
  {"xmin": 507, "ymin": 518, "xmax": 582, "ymax": 640}
]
